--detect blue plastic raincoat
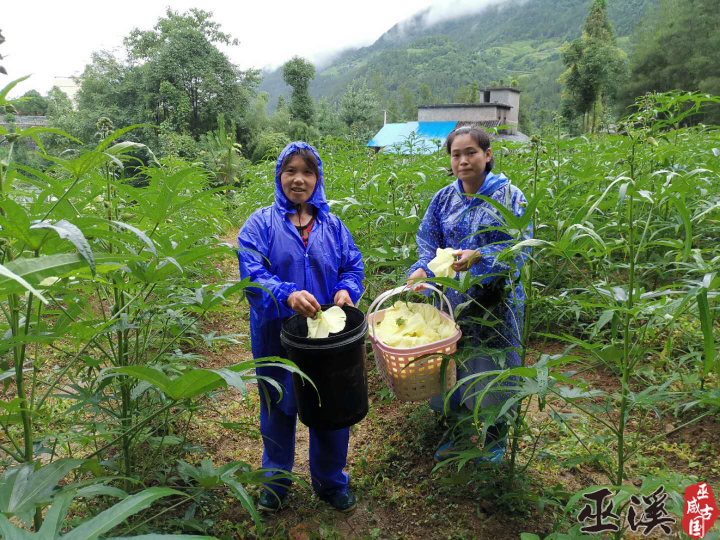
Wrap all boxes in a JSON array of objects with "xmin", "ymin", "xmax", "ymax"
[
  {"xmin": 237, "ymin": 141, "xmax": 365, "ymax": 414},
  {"xmin": 408, "ymin": 172, "xmax": 531, "ymax": 411},
  {"xmin": 237, "ymin": 142, "xmax": 364, "ymax": 498}
]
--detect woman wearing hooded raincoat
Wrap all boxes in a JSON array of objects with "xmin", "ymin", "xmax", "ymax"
[
  {"xmin": 407, "ymin": 126, "xmax": 531, "ymax": 464},
  {"xmin": 237, "ymin": 142, "xmax": 364, "ymax": 512}
]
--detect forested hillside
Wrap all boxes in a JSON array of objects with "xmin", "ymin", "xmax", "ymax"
[
  {"xmin": 260, "ymin": 0, "xmax": 656, "ymax": 128},
  {"xmin": 2, "ymin": 4, "xmax": 720, "ymax": 537}
]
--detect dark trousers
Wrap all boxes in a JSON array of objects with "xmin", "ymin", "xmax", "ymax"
[{"xmin": 260, "ymin": 404, "xmax": 349, "ymax": 497}]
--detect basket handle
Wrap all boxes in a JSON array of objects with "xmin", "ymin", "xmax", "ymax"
[{"xmin": 368, "ymin": 283, "xmax": 454, "ymax": 340}]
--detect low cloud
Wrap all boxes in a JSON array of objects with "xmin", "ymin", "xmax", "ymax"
[
  {"xmin": 420, "ymin": 0, "xmax": 521, "ymax": 27},
  {"xmin": 377, "ymin": 0, "xmax": 524, "ymax": 45}
]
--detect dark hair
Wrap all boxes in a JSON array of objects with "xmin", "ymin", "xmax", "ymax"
[
  {"xmin": 445, "ymin": 126, "xmax": 494, "ymax": 172},
  {"xmin": 280, "ymin": 147, "xmax": 320, "ymax": 179}
]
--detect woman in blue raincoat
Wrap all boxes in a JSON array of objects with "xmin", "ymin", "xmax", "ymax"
[
  {"xmin": 407, "ymin": 126, "xmax": 530, "ymax": 464},
  {"xmin": 237, "ymin": 142, "xmax": 364, "ymax": 513}
]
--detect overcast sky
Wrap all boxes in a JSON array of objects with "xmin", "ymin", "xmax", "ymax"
[{"xmin": 2, "ymin": 0, "xmax": 507, "ymax": 97}]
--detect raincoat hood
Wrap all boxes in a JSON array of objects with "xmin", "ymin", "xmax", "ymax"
[
  {"xmin": 453, "ymin": 172, "xmax": 508, "ymax": 198},
  {"xmin": 274, "ymin": 141, "xmax": 330, "ymax": 218}
]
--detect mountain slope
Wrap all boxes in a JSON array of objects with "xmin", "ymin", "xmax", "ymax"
[{"xmin": 259, "ymin": 0, "xmax": 656, "ymax": 125}]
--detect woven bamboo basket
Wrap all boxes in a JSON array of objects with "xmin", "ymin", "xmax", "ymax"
[{"xmin": 367, "ymin": 285, "xmax": 460, "ymax": 401}]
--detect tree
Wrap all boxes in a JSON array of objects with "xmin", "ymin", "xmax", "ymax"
[
  {"xmin": 268, "ymin": 98, "xmax": 291, "ymax": 135},
  {"xmin": 398, "ymin": 87, "xmax": 417, "ymax": 121},
  {"xmin": 622, "ymin": 0, "xmax": 720, "ymax": 123},
  {"xmin": 199, "ymin": 113, "xmax": 249, "ymax": 187},
  {"xmin": 124, "ymin": 8, "xmax": 260, "ymax": 138},
  {"xmin": 558, "ymin": 0, "xmax": 627, "ymax": 133},
  {"xmin": 16, "ymin": 90, "xmax": 49, "ymax": 116},
  {"xmin": 454, "ymin": 85, "xmax": 473, "ymax": 104},
  {"xmin": 315, "ymin": 98, "xmax": 345, "ymax": 137},
  {"xmin": 469, "ymin": 83, "xmax": 479, "ymax": 104},
  {"xmin": 251, "ymin": 131, "xmax": 291, "ymax": 163},
  {"xmin": 238, "ymin": 92, "xmax": 269, "ymax": 158},
  {"xmin": 46, "ymin": 87, "xmax": 73, "ymax": 118},
  {"xmin": 67, "ymin": 9, "xmax": 260, "ymax": 152},
  {"xmin": 282, "ymin": 57, "xmax": 316, "ymax": 126},
  {"xmin": 340, "ymin": 81, "xmax": 380, "ymax": 135},
  {"xmin": 287, "ymin": 121, "xmax": 320, "ymax": 143},
  {"xmin": 419, "ymin": 84, "xmax": 434, "ymax": 105},
  {"xmin": 73, "ymin": 51, "xmax": 147, "ymax": 144}
]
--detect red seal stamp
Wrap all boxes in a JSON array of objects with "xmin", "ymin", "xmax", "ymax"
[{"xmin": 683, "ymin": 482, "xmax": 719, "ymax": 539}]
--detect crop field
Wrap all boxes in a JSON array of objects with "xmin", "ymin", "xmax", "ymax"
[{"xmin": 1, "ymin": 88, "xmax": 719, "ymax": 539}]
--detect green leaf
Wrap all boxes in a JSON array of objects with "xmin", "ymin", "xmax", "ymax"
[
  {"xmin": 0, "ymin": 75, "xmax": 32, "ymax": 103},
  {"xmin": 211, "ymin": 368, "xmax": 248, "ymax": 396},
  {"xmin": 30, "ymin": 220, "xmax": 96, "ymax": 276},
  {"xmin": 38, "ymin": 491, "xmax": 75, "ymax": 538},
  {"xmin": 696, "ymin": 290, "xmax": 717, "ymax": 377},
  {"xmin": 0, "ymin": 514, "xmax": 35, "ymax": 540},
  {"xmin": 103, "ymin": 367, "xmax": 174, "ymax": 398},
  {"xmin": 0, "ymin": 459, "xmax": 84, "ymax": 526},
  {"xmin": 590, "ymin": 309, "xmax": 615, "ymax": 339},
  {"xmin": 0, "ymin": 254, "xmax": 129, "ymax": 296},
  {"xmin": 0, "ymin": 464, "xmax": 33, "ymax": 516},
  {"xmin": 61, "ymin": 487, "xmax": 183, "ymax": 540},
  {"xmin": 111, "ymin": 221, "xmax": 157, "ymax": 256},
  {"xmin": 0, "ymin": 198, "xmax": 41, "ymax": 248},
  {"xmin": 17, "ymin": 126, "xmax": 82, "ymax": 153},
  {"xmin": 75, "ymin": 485, "xmax": 127, "ymax": 499},
  {"xmin": 92, "ymin": 124, "xmax": 155, "ymax": 153},
  {"xmin": 165, "ymin": 369, "xmax": 226, "ymax": 400},
  {"xmin": 0, "ymin": 369, "xmax": 32, "ymax": 381},
  {"xmin": 672, "ymin": 196, "xmax": 693, "ymax": 262},
  {"xmin": 221, "ymin": 472, "xmax": 263, "ymax": 530},
  {"xmin": 0, "ymin": 263, "xmax": 49, "ymax": 304}
]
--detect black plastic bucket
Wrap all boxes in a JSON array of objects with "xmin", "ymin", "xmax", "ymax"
[{"xmin": 280, "ymin": 304, "xmax": 369, "ymax": 431}]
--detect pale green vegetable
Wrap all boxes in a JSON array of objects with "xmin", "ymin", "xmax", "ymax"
[
  {"xmin": 307, "ymin": 305, "xmax": 347, "ymax": 339},
  {"xmin": 375, "ymin": 301, "xmax": 457, "ymax": 348},
  {"xmin": 427, "ymin": 247, "xmax": 457, "ymax": 278}
]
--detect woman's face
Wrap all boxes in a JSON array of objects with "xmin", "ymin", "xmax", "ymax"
[
  {"xmin": 280, "ymin": 155, "xmax": 318, "ymax": 205},
  {"xmin": 449, "ymin": 134, "xmax": 492, "ymax": 185}
]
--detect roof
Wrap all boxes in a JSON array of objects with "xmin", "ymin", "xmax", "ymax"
[
  {"xmin": 456, "ymin": 120, "xmax": 502, "ymax": 130},
  {"xmin": 366, "ymin": 122, "xmax": 418, "ymax": 148},
  {"xmin": 367, "ymin": 121, "xmax": 458, "ymax": 154},
  {"xmin": 417, "ymin": 121, "xmax": 457, "ymax": 139},
  {"xmin": 418, "ymin": 103, "xmax": 512, "ymax": 110},
  {"xmin": 479, "ymin": 86, "xmax": 521, "ymax": 93},
  {"xmin": 497, "ymin": 132, "xmax": 531, "ymax": 143}
]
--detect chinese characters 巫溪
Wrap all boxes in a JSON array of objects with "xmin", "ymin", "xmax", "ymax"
[{"xmin": 578, "ymin": 486, "xmax": 677, "ymax": 536}]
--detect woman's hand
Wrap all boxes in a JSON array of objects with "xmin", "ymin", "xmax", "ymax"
[
  {"xmin": 407, "ymin": 267, "xmax": 428, "ymax": 291},
  {"xmin": 334, "ymin": 289, "xmax": 354, "ymax": 307},
  {"xmin": 452, "ymin": 250, "xmax": 481, "ymax": 272},
  {"xmin": 287, "ymin": 291, "xmax": 322, "ymax": 318}
]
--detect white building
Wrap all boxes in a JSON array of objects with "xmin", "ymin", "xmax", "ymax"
[{"xmin": 368, "ymin": 86, "xmax": 527, "ymax": 153}]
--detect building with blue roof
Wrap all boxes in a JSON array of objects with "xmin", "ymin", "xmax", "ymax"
[{"xmin": 367, "ymin": 87, "xmax": 529, "ymax": 153}]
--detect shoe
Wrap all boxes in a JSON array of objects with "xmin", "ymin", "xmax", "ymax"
[
  {"xmin": 257, "ymin": 490, "xmax": 286, "ymax": 512},
  {"xmin": 475, "ymin": 441, "xmax": 506, "ymax": 465},
  {"xmin": 433, "ymin": 441, "xmax": 460, "ymax": 462},
  {"xmin": 319, "ymin": 490, "xmax": 357, "ymax": 513}
]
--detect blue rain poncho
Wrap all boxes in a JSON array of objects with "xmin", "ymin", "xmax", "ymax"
[
  {"xmin": 408, "ymin": 172, "xmax": 531, "ymax": 410},
  {"xmin": 237, "ymin": 142, "xmax": 365, "ymax": 415}
]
